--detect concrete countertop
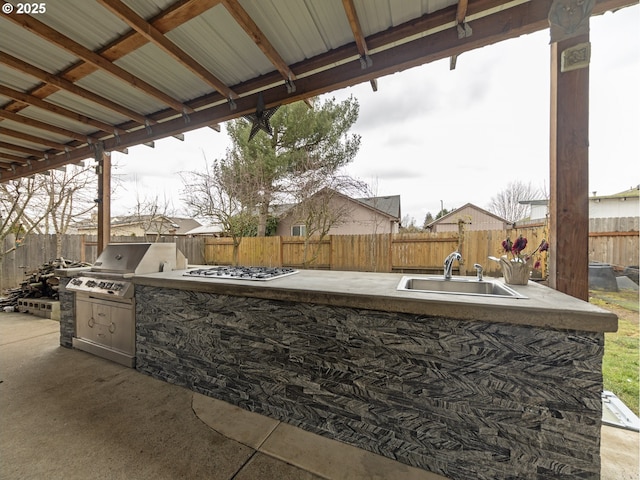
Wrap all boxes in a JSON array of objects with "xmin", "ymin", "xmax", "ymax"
[{"xmin": 133, "ymin": 268, "xmax": 617, "ymax": 333}]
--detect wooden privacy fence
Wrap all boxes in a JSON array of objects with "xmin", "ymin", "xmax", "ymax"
[
  {"xmin": 1, "ymin": 219, "xmax": 637, "ymax": 290},
  {"xmin": 203, "ymin": 226, "xmax": 551, "ymax": 276}
]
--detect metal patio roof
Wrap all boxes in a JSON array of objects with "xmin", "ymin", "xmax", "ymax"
[{"xmin": 0, "ymin": 0, "xmax": 635, "ymax": 181}]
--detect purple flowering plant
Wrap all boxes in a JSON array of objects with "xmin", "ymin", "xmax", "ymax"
[{"xmin": 501, "ymin": 235, "xmax": 549, "ymax": 269}]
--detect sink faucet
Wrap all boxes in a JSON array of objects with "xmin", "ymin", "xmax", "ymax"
[
  {"xmin": 443, "ymin": 251, "xmax": 462, "ymax": 280},
  {"xmin": 474, "ymin": 263, "xmax": 484, "ymax": 281}
]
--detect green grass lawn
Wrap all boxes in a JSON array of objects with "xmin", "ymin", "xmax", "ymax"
[{"xmin": 590, "ymin": 289, "xmax": 639, "ymax": 416}]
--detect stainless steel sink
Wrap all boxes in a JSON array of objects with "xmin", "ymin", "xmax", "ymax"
[{"xmin": 397, "ymin": 276, "xmax": 527, "ymax": 299}]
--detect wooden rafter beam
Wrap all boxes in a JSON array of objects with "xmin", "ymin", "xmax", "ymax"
[
  {"xmin": 0, "ymin": 52, "xmax": 151, "ymax": 125},
  {"xmin": 456, "ymin": 0, "xmax": 469, "ymax": 24},
  {"xmin": 342, "ymin": 0, "xmax": 377, "ymax": 91},
  {"xmin": 98, "ymin": 0, "xmax": 238, "ymax": 100},
  {"xmin": 2, "ymin": 1, "xmax": 193, "ymax": 113},
  {"xmin": 0, "ymin": 85, "xmax": 119, "ymax": 135},
  {"xmin": 0, "ymin": 127, "xmax": 67, "ymax": 151},
  {"xmin": 342, "ymin": 0, "xmax": 369, "ymax": 59},
  {"xmin": 222, "ymin": 0, "xmax": 296, "ymax": 85}
]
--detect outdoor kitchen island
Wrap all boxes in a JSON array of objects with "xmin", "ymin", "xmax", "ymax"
[{"xmin": 131, "ymin": 268, "xmax": 616, "ymax": 480}]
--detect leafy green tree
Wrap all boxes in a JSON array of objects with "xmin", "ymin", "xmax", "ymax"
[{"xmin": 222, "ymin": 96, "xmax": 361, "ymax": 236}]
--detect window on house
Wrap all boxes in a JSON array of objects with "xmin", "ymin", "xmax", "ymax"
[{"xmin": 291, "ymin": 225, "xmax": 306, "ymax": 236}]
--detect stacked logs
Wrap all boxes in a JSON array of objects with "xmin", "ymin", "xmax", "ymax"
[{"xmin": 0, "ymin": 258, "xmax": 91, "ymax": 309}]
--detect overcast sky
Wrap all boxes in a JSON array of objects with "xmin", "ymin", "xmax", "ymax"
[{"xmin": 110, "ymin": 6, "xmax": 639, "ymax": 225}]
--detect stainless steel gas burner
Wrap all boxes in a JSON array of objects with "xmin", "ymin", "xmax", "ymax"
[{"xmin": 183, "ymin": 266, "xmax": 298, "ymax": 281}]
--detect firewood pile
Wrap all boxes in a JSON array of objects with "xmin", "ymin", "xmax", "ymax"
[{"xmin": 0, "ymin": 258, "xmax": 91, "ymax": 309}]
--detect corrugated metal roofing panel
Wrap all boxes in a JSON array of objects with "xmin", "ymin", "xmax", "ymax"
[
  {"xmin": 36, "ymin": 0, "xmax": 131, "ymax": 51},
  {"xmin": 0, "ymin": 119, "xmax": 74, "ymax": 145},
  {"xmin": 122, "ymin": 0, "xmax": 178, "ymax": 19},
  {"xmin": 353, "ymin": 0, "xmax": 392, "ymax": 34},
  {"xmin": 113, "ymin": 42, "xmax": 212, "ymax": 103},
  {"xmin": 303, "ymin": 0, "xmax": 355, "ymax": 52},
  {"xmin": 243, "ymin": 0, "xmax": 348, "ymax": 63},
  {"xmin": 76, "ymin": 70, "xmax": 165, "ymax": 116},
  {"xmin": 355, "ymin": 0, "xmax": 457, "ymax": 33},
  {"xmin": 0, "ymin": 134, "xmax": 49, "ymax": 152},
  {"xmin": 18, "ymin": 106, "xmax": 103, "ymax": 137},
  {"xmin": 426, "ymin": 0, "xmax": 458, "ymax": 15},
  {"xmin": 169, "ymin": 6, "xmax": 275, "ymax": 85},
  {"xmin": 0, "ymin": 19, "xmax": 79, "ymax": 73},
  {"xmin": 45, "ymin": 90, "xmax": 129, "ymax": 126},
  {"xmin": 0, "ymin": 65, "xmax": 41, "ymax": 92}
]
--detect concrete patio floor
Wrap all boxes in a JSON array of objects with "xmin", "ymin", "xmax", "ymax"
[{"xmin": 1, "ymin": 312, "xmax": 638, "ymax": 480}]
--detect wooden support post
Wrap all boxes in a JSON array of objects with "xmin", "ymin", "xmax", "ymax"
[
  {"xmin": 549, "ymin": 28, "xmax": 591, "ymax": 300},
  {"xmin": 96, "ymin": 145, "xmax": 111, "ymax": 255}
]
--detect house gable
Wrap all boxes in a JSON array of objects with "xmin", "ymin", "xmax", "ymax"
[{"xmin": 427, "ymin": 203, "xmax": 511, "ymax": 232}]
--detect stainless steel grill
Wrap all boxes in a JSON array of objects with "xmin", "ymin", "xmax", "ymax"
[{"xmin": 66, "ymin": 243, "xmax": 185, "ymax": 367}]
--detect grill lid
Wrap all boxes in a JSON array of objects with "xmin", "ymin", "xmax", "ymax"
[{"xmin": 92, "ymin": 243, "xmax": 181, "ymax": 275}]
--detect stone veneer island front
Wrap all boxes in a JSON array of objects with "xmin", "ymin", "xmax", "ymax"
[{"xmin": 60, "ymin": 269, "xmax": 617, "ymax": 480}]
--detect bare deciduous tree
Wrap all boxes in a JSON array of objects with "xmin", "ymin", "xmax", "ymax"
[
  {"xmin": 1, "ymin": 176, "xmax": 58, "ymax": 290},
  {"xmin": 487, "ymin": 181, "xmax": 545, "ymax": 223},
  {"xmin": 181, "ymin": 158, "xmax": 259, "ymax": 265},
  {"xmin": 40, "ymin": 165, "xmax": 97, "ymax": 257},
  {"xmin": 400, "ymin": 215, "xmax": 421, "ymax": 232},
  {"xmin": 129, "ymin": 191, "xmax": 178, "ymax": 241}
]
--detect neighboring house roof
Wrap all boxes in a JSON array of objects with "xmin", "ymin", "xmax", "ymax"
[
  {"xmin": 183, "ymin": 225, "xmax": 224, "ymax": 236},
  {"xmin": 593, "ymin": 185, "xmax": 639, "ymax": 200},
  {"xmin": 426, "ymin": 203, "xmax": 511, "ymax": 228},
  {"xmin": 166, "ymin": 217, "xmax": 202, "ymax": 232},
  {"xmin": 274, "ymin": 189, "xmax": 401, "ymax": 221},
  {"xmin": 521, "ymin": 185, "xmax": 640, "ymax": 206},
  {"xmin": 519, "ymin": 199, "xmax": 548, "ymax": 206},
  {"xmin": 75, "ymin": 215, "xmax": 201, "ymax": 233},
  {"xmin": 356, "ymin": 195, "xmax": 401, "ymax": 219}
]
